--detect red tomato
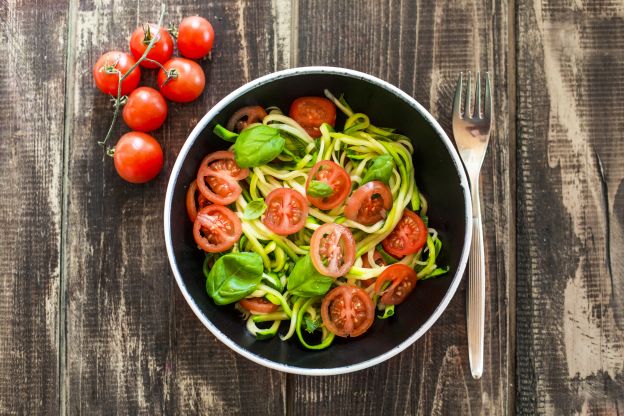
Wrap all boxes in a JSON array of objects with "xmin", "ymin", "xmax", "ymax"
[
  {"xmin": 177, "ymin": 16, "xmax": 215, "ymax": 59},
  {"xmin": 193, "ymin": 205, "xmax": 242, "ymax": 253},
  {"xmin": 186, "ymin": 180, "xmax": 211, "ymax": 222},
  {"xmin": 263, "ymin": 188, "xmax": 309, "ymax": 236},
  {"xmin": 113, "ymin": 132, "xmax": 163, "ymax": 183},
  {"xmin": 158, "ymin": 58, "xmax": 205, "ymax": 103},
  {"xmin": 310, "ymin": 223, "xmax": 356, "ymax": 277},
  {"xmin": 289, "ymin": 97, "xmax": 336, "ymax": 138},
  {"xmin": 306, "ymin": 161, "xmax": 351, "ymax": 210},
  {"xmin": 239, "ymin": 297, "xmax": 278, "ymax": 314},
  {"xmin": 344, "ymin": 181, "xmax": 393, "ymax": 225},
  {"xmin": 129, "ymin": 24, "xmax": 174, "ymax": 68},
  {"xmin": 122, "ymin": 87, "xmax": 168, "ymax": 132},
  {"xmin": 321, "ymin": 285, "xmax": 375, "ymax": 337},
  {"xmin": 226, "ymin": 106, "xmax": 268, "ymax": 132},
  {"xmin": 374, "ymin": 264, "xmax": 418, "ymax": 305},
  {"xmin": 196, "ymin": 151, "xmax": 249, "ymax": 205},
  {"xmin": 93, "ymin": 51, "xmax": 141, "ymax": 96},
  {"xmin": 382, "ymin": 210, "xmax": 428, "ymax": 257},
  {"xmin": 360, "ymin": 250, "xmax": 387, "ymax": 288}
]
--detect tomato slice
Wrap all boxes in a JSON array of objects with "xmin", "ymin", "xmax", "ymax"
[
  {"xmin": 381, "ymin": 210, "xmax": 428, "ymax": 258},
  {"xmin": 226, "ymin": 106, "xmax": 268, "ymax": 132},
  {"xmin": 263, "ymin": 188, "xmax": 308, "ymax": 235},
  {"xmin": 374, "ymin": 264, "xmax": 418, "ymax": 305},
  {"xmin": 310, "ymin": 223, "xmax": 356, "ymax": 277},
  {"xmin": 193, "ymin": 205, "xmax": 242, "ymax": 253},
  {"xmin": 197, "ymin": 151, "xmax": 249, "ymax": 205},
  {"xmin": 306, "ymin": 161, "xmax": 352, "ymax": 210},
  {"xmin": 344, "ymin": 181, "xmax": 393, "ymax": 225},
  {"xmin": 239, "ymin": 297, "xmax": 278, "ymax": 314},
  {"xmin": 186, "ymin": 180, "xmax": 211, "ymax": 222},
  {"xmin": 360, "ymin": 250, "xmax": 387, "ymax": 288},
  {"xmin": 321, "ymin": 285, "xmax": 374, "ymax": 337},
  {"xmin": 289, "ymin": 97, "xmax": 336, "ymax": 138}
]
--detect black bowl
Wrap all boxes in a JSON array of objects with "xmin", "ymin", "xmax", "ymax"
[{"xmin": 164, "ymin": 67, "xmax": 471, "ymax": 375}]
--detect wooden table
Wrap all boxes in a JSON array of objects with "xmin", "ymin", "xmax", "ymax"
[{"xmin": 2, "ymin": 0, "xmax": 623, "ymax": 414}]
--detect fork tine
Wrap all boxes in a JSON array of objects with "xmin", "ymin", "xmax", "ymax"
[
  {"xmin": 453, "ymin": 72, "xmax": 463, "ymax": 120},
  {"xmin": 475, "ymin": 71, "xmax": 481, "ymax": 118},
  {"xmin": 464, "ymin": 71, "xmax": 472, "ymax": 118},
  {"xmin": 484, "ymin": 72, "xmax": 492, "ymax": 120}
]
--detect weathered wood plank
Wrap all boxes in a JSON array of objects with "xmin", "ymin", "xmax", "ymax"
[
  {"xmin": 0, "ymin": 0, "xmax": 68, "ymax": 414},
  {"xmin": 516, "ymin": 0, "xmax": 624, "ymax": 414},
  {"xmin": 291, "ymin": 1, "xmax": 513, "ymax": 414},
  {"xmin": 64, "ymin": 1, "xmax": 288, "ymax": 414}
]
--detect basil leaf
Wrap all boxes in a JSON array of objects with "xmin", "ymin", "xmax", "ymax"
[
  {"xmin": 205, "ymin": 252, "xmax": 263, "ymax": 305},
  {"xmin": 304, "ymin": 316, "xmax": 322, "ymax": 333},
  {"xmin": 243, "ymin": 199, "xmax": 266, "ymax": 220},
  {"xmin": 213, "ymin": 124, "xmax": 238, "ymax": 143},
  {"xmin": 361, "ymin": 155, "xmax": 394, "ymax": 185},
  {"xmin": 377, "ymin": 305, "xmax": 395, "ymax": 319},
  {"xmin": 307, "ymin": 180, "xmax": 334, "ymax": 198},
  {"xmin": 287, "ymin": 254, "xmax": 333, "ymax": 297},
  {"xmin": 233, "ymin": 125, "xmax": 285, "ymax": 168}
]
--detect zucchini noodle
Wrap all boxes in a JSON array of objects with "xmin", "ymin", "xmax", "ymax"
[{"xmin": 197, "ymin": 91, "xmax": 449, "ymax": 350}]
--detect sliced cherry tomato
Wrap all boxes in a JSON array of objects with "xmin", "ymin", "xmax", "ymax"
[
  {"xmin": 321, "ymin": 285, "xmax": 374, "ymax": 337},
  {"xmin": 186, "ymin": 180, "xmax": 211, "ymax": 222},
  {"xmin": 382, "ymin": 209, "xmax": 428, "ymax": 257},
  {"xmin": 360, "ymin": 250, "xmax": 387, "ymax": 288},
  {"xmin": 177, "ymin": 16, "xmax": 215, "ymax": 59},
  {"xmin": 122, "ymin": 87, "xmax": 168, "ymax": 132},
  {"xmin": 226, "ymin": 106, "xmax": 268, "ymax": 132},
  {"xmin": 193, "ymin": 205, "xmax": 242, "ymax": 253},
  {"xmin": 196, "ymin": 151, "xmax": 249, "ymax": 205},
  {"xmin": 306, "ymin": 161, "xmax": 351, "ymax": 210},
  {"xmin": 239, "ymin": 297, "xmax": 278, "ymax": 314},
  {"xmin": 113, "ymin": 132, "xmax": 163, "ymax": 183},
  {"xmin": 289, "ymin": 97, "xmax": 336, "ymax": 138},
  {"xmin": 374, "ymin": 264, "xmax": 418, "ymax": 305},
  {"xmin": 344, "ymin": 181, "xmax": 393, "ymax": 225},
  {"xmin": 129, "ymin": 24, "xmax": 174, "ymax": 68},
  {"xmin": 158, "ymin": 58, "xmax": 205, "ymax": 103},
  {"xmin": 310, "ymin": 223, "xmax": 356, "ymax": 277},
  {"xmin": 263, "ymin": 188, "xmax": 308, "ymax": 236},
  {"xmin": 93, "ymin": 51, "xmax": 141, "ymax": 96}
]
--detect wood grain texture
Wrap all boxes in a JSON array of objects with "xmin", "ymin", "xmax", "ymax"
[
  {"xmin": 0, "ymin": 0, "xmax": 68, "ymax": 414},
  {"xmin": 291, "ymin": 1, "xmax": 514, "ymax": 414},
  {"xmin": 63, "ymin": 1, "xmax": 288, "ymax": 414},
  {"xmin": 516, "ymin": 0, "xmax": 624, "ymax": 414}
]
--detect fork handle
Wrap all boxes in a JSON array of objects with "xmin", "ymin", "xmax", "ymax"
[{"xmin": 467, "ymin": 181, "xmax": 485, "ymax": 379}]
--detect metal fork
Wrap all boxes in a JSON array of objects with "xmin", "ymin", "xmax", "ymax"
[{"xmin": 452, "ymin": 71, "xmax": 492, "ymax": 380}]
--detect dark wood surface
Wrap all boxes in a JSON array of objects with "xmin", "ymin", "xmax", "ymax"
[{"xmin": 0, "ymin": 0, "xmax": 622, "ymax": 415}]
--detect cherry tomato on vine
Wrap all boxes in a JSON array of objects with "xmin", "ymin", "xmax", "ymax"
[
  {"xmin": 321, "ymin": 285, "xmax": 375, "ymax": 337},
  {"xmin": 289, "ymin": 97, "xmax": 336, "ymax": 137},
  {"xmin": 122, "ymin": 87, "xmax": 168, "ymax": 132},
  {"xmin": 113, "ymin": 132, "xmax": 163, "ymax": 183},
  {"xmin": 93, "ymin": 51, "xmax": 141, "ymax": 96},
  {"xmin": 158, "ymin": 58, "xmax": 205, "ymax": 103},
  {"xmin": 129, "ymin": 24, "xmax": 174, "ymax": 68},
  {"xmin": 177, "ymin": 16, "xmax": 215, "ymax": 59}
]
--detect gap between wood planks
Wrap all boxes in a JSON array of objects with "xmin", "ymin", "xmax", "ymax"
[{"xmin": 59, "ymin": 0, "xmax": 80, "ymax": 414}]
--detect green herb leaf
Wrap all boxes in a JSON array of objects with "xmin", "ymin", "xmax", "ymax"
[
  {"xmin": 304, "ymin": 316, "xmax": 322, "ymax": 333},
  {"xmin": 307, "ymin": 180, "xmax": 334, "ymax": 198},
  {"xmin": 205, "ymin": 252, "xmax": 263, "ymax": 305},
  {"xmin": 213, "ymin": 124, "xmax": 238, "ymax": 143},
  {"xmin": 361, "ymin": 155, "xmax": 394, "ymax": 185},
  {"xmin": 287, "ymin": 254, "xmax": 334, "ymax": 297},
  {"xmin": 233, "ymin": 125, "xmax": 285, "ymax": 168},
  {"xmin": 377, "ymin": 305, "xmax": 395, "ymax": 319},
  {"xmin": 243, "ymin": 199, "xmax": 267, "ymax": 220},
  {"xmin": 419, "ymin": 266, "xmax": 449, "ymax": 281}
]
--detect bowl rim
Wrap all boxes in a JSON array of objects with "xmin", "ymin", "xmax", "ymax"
[{"xmin": 164, "ymin": 66, "xmax": 473, "ymax": 376}]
